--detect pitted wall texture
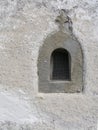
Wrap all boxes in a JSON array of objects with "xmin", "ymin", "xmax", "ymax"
[{"xmin": 0, "ymin": 0, "xmax": 98, "ymax": 130}]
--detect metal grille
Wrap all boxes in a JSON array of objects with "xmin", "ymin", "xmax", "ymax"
[{"xmin": 52, "ymin": 49, "xmax": 70, "ymax": 80}]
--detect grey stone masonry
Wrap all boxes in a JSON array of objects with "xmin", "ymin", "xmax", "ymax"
[{"xmin": 38, "ymin": 31, "xmax": 83, "ymax": 93}]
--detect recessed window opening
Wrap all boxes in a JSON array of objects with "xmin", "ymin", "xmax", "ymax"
[{"xmin": 51, "ymin": 48, "xmax": 71, "ymax": 80}]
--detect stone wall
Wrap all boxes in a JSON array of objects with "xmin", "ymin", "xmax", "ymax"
[{"xmin": 0, "ymin": 0, "xmax": 98, "ymax": 129}]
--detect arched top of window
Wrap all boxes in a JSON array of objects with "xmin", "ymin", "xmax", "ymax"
[
  {"xmin": 51, "ymin": 48, "xmax": 71, "ymax": 81},
  {"xmin": 52, "ymin": 48, "xmax": 69, "ymax": 55}
]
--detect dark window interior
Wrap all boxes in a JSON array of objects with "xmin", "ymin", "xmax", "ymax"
[{"xmin": 51, "ymin": 48, "xmax": 71, "ymax": 80}]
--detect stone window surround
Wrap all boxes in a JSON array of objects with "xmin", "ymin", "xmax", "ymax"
[{"xmin": 38, "ymin": 31, "xmax": 83, "ymax": 93}]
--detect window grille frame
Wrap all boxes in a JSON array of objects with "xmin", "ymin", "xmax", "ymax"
[{"xmin": 51, "ymin": 48, "xmax": 71, "ymax": 81}]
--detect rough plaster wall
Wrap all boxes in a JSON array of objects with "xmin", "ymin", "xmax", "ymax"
[{"xmin": 0, "ymin": 0, "xmax": 98, "ymax": 129}]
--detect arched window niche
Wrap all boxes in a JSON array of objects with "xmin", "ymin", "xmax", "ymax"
[
  {"xmin": 50, "ymin": 48, "xmax": 71, "ymax": 81},
  {"xmin": 38, "ymin": 31, "xmax": 83, "ymax": 93}
]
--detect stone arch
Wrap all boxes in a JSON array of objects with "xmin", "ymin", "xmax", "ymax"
[{"xmin": 38, "ymin": 31, "xmax": 83, "ymax": 93}]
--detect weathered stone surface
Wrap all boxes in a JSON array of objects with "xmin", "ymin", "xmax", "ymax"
[
  {"xmin": 38, "ymin": 31, "xmax": 83, "ymax": 93},
  {"xmin": 0, "ymin": 0, "xmax": 98, "ymax": 129}
]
